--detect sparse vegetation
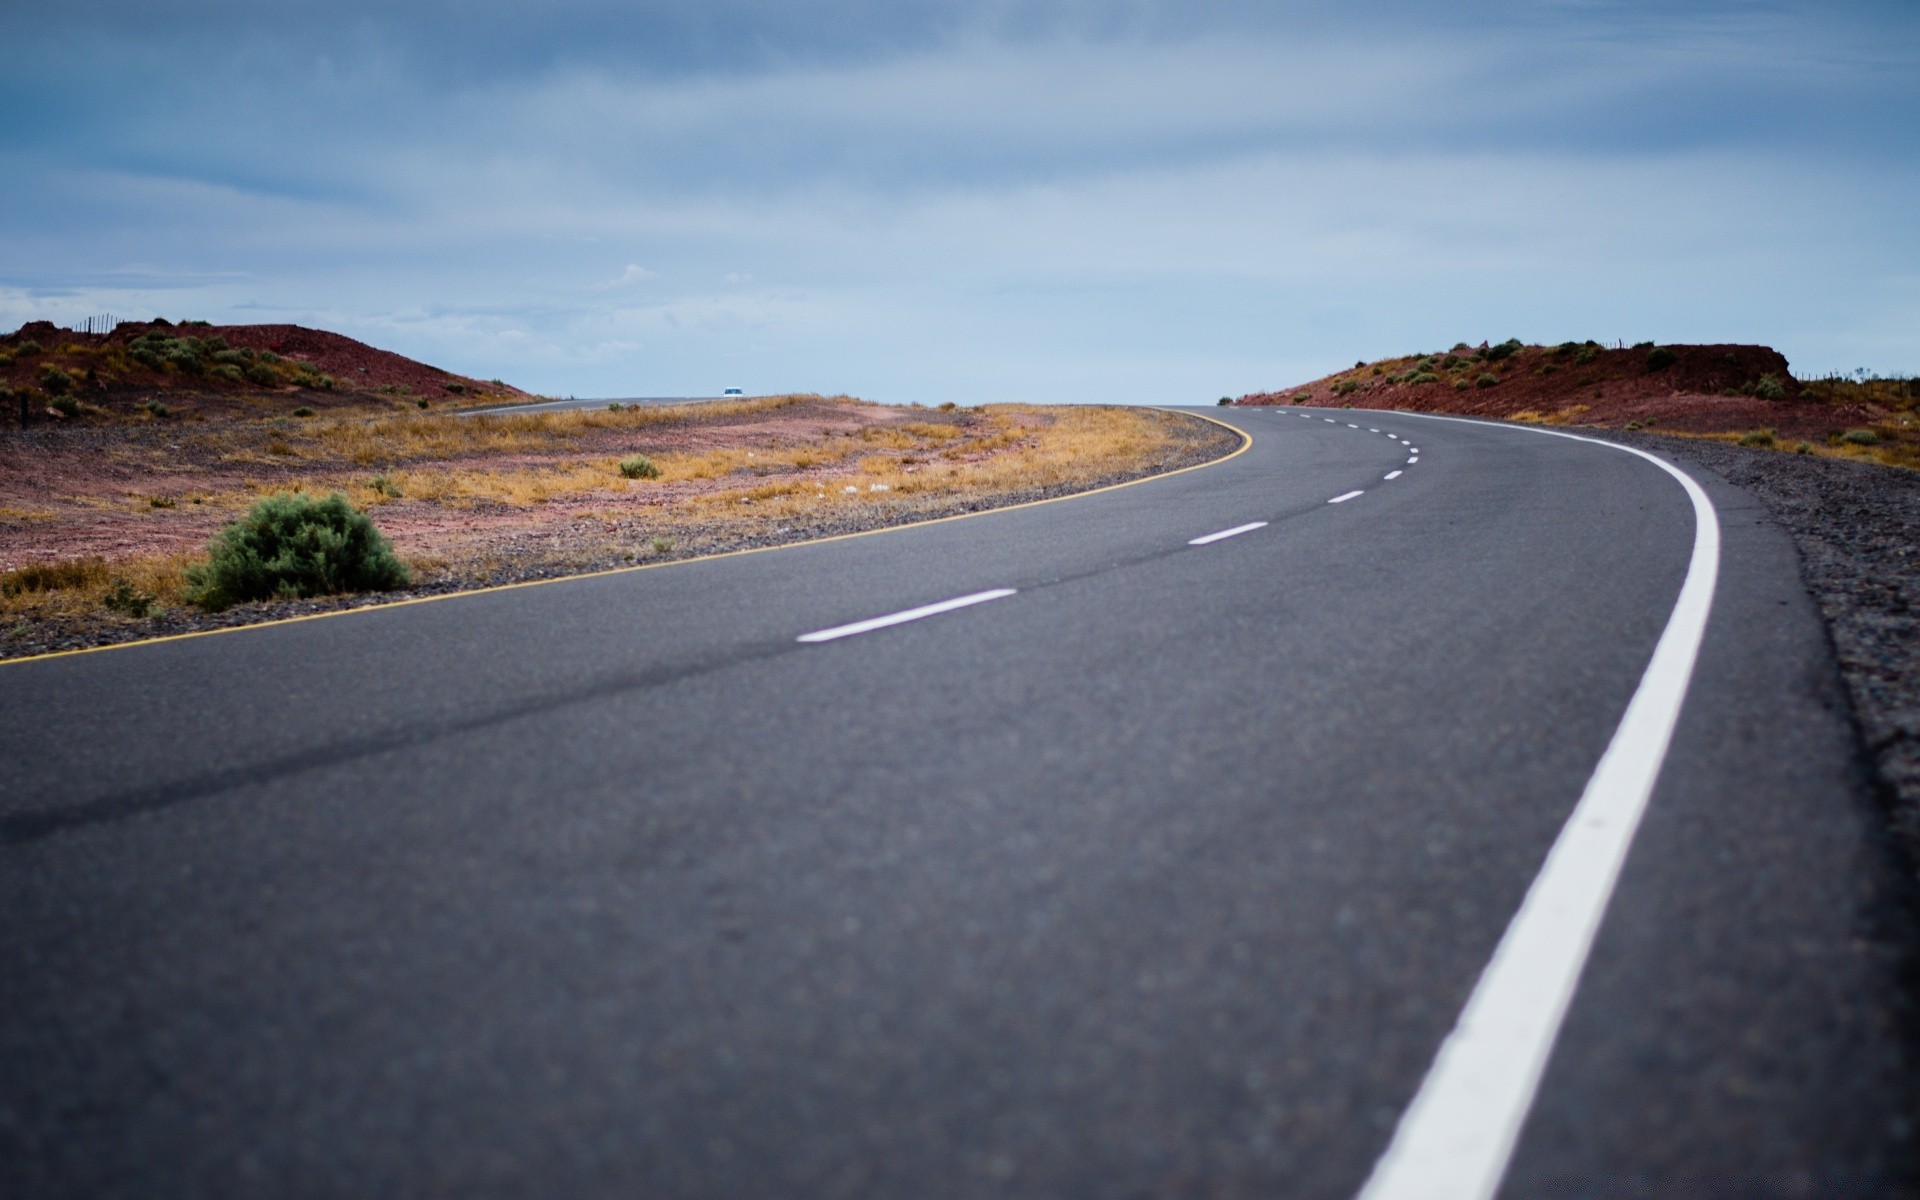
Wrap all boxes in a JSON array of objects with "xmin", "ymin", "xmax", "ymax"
[
  {"xmin": 184, "ymin": 492, "xmax": 410, "ymax": 610},
  {"xmin": 1738, "ymin": 429, "xmax": 1776, "ymax": 447},
  {"xmin": 38, "ymin": 367, "xmax": 74, "ymax": 395},
  {"xmin": 1476, "ymin": 373, "xmax": 1499, "ymax": 388},
  {"xmin": 619, "ymin": 454, "xmax": 661, "ymax": 479},
  {"xmin": 101, "ymin": 578, "xmax": 156, "ymax": 618},
  {"xmin": 1841, "ymin": 429, "xmax": 1880, "ymax": 446},
  {"xmin": 1645, "ymin": 347, "xmax": 1678, "ymax": 371}
]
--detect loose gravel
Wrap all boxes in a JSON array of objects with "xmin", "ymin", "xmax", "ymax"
[{"xmin": 1617, "ymin": 433, "xmax": 1920, "ymax": 867}]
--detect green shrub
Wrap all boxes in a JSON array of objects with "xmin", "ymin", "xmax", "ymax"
[
  {"xmin": 38, "ymin": 366, "xmax": 74, "ymax": 395},
  {"xmin": 1574, "ymin": 347, "xmax": 1598, "ymax": 365},
  {"xmin": 651, "ymin": 536, "xmax": 674, "ymax": 553},
  {"xmin": 184, "ymin": 492, "xmax": 409, "ymax": 610},
  {"xmin": 291, "ymin": 406, "xmax": 315, "ymax": 417},
  {"xmin": 1738, "ymin": 429, "xmax": 1775, "ymax": 447},
  {"xmin": 1841, "ymin": 429, "xmax": 1879, "ymax": 445},
  {"xmin": 416, "ymin": 398, "xmax": 429, "ymax": 408},
  {"xmin": 490, "ymin": 378, "xmax": 506, "ymax": 388},
  {"xmin": 1483, "ymin": 338, "xmax": 1524, "ymax": 362},
  {"xmin": 1645, "ymin": 347, "xmax": 1677, "ymax": 371},
  {"xmin": 1333, "ymin": 379, "xmax": 1360, "ymax": 395},
  {"xmin": 149, "ymin": 495, "xmax": 176, "ymax": 508},
  {"xmin": 245, "ymin": 363, "xmax": 280, "ymax": 387},
  {"xmin": 1795, "ymin": 442, "xmax": 1812, "ymax": 454},
  {"xmin": 445, "ymin": 382, "xmax": 466, "ymax": 394},
  {"xmin": 1476, "ymin": 373, "xmax": 1499, "ymax": 388},
  {"xmin": 369, "ymin": 473, "xmax": 403, "ymax": 498},
  {"xmin": 211, "ymin": 363, "xmax": 245, "ymax": 382},
  {"xmin": 1632, "ymin": 341, "xmax": 1654, "ymax": 351},
  {"xmin": 101, "ymin": 578, "xmax": 156, "ymax": 618},
  {"xmin": 607, "ymin": 402, "xmax": 625, "ymax": 411},
  {"xmin": 14, "ymin": 340, "xmax": 41, "ymax": 356},
  {"xmin": 130, "ymin": 346, "xmax": 166, "ymax": 370},
  {"xmin": 142, "ymin": 399, "xmax": 170, "ymax": 417},
  {"xmin": 619, "ymin": 454, "xmax": 660, "ymax": 479},
  {"xmin": 257, "ymin": 350, "xmax": 284, "ymax": 364},
  {"xmin": 1453, "ymin": 378, "xmax": 1470, "ymax": 391},
  {"xmin": 167, "ymin": 346, "xmax": 206, "ymax": 374},
  {"xmin": 1626, "ymin": 420, "xmax": 1642, "ymax": 430},
  {"xmin": 1405, "ymin": 371, "xmax": 1440, "ymax": 386},
  {"xmin": 1754, "ymin": 373, "xmax": 1785, "ymax": 401},
  {"xmin": 1217, "ymin": 396, "xmax": 1231, "ymax": 406},
  {"xmin": 49, "ymin": 395, "xmax": 81, "ymax": 417}
]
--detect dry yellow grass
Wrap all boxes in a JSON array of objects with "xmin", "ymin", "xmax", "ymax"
[
  {"xmin": 220, "ymin": 392, "xmax": 823, "ymax": 465},
  {"xmin": 0, "ymin": 401, "xmax": 1214, "ymax": 631},
  {"xmin": 0, "ymin": 551, "xmax": 200, "ymax": 620}
]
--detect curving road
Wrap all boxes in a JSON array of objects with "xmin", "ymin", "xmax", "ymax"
[{"xmin": 0, "ymin": 407, "xmax": 1911, "ymax": 1197}]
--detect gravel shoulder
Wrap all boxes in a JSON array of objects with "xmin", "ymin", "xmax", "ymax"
[{"xmin": 1615, "ymin": 432, "xmax": 1920, "ymax": 869}]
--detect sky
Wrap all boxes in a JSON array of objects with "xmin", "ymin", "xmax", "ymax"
[{"xmin": 2, "ymin": 0, "xmax": 1916, "ymax": 404}]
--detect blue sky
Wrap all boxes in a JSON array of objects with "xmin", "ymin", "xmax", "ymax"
[{"xmin": 3, "ymin": 0, "xmax": 1916, "ymax": 403}]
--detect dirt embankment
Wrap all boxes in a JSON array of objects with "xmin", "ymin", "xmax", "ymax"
[
  {"xmin": 0, "ymin": 319, "xmax": 529, "ymax": 424},
  {"xmin": 1236, "ymin": 340, "xmax": 1917, "ymax": 465}
]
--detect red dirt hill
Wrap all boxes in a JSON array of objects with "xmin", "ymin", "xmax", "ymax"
[
  {"xmin": 0, "ymin": 319, "xmax": 528, "ymax": 422},
  {"xmin": 1237, "ymin": 340, "xmax": 1882, "ymax": 442}
]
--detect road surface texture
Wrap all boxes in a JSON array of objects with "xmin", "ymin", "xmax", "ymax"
[{"xmin": 1, "ymin": 407, "xmax": 1913, "ymax": 1198}]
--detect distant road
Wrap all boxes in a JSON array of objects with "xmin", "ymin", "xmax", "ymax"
[
  {"xmin": 459, "ymin": 394, "xmax": 755, "ymax": 416},
  {"xmin": 0, "ymin": 406, "xmax": 1911, "ymax": 1196}
]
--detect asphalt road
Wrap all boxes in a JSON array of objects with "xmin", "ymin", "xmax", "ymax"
[{"xmin": 1, "ymin": 407, "xmax": 1912, "ymax": 1197}]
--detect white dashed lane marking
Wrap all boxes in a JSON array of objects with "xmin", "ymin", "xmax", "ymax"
[
  {"xmin": 1385, "ymin": 470, "xmax": 1403, "ymax": 480},
  {"xmin": 798, "ymin": 589, "xmax": 1017, "ymax": 643},
  {"xmin": 1328, "ymin": 491, "xmax": 1364, "ymax": 504},
  {"xmin": 1189, "ymin": 521, "xmax": 1269, "ymax": 546}
]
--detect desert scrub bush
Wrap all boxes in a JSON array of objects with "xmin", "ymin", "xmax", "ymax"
[
  {"xmin": 211, "ymin": 363, "xmax": 245, "ymax": 383},
  {"xmin": 1738, "ymin": 428, "xmax": 1776, "ymax": 447},
  {"xmin": 1645, "ymin": 347, "xmax": 1677, "ymax": 371},
  {"xmin": 184, "ymin": 492, "xmax": 409, "ymax": 610},
  {"xmin": 101, "ymin": 578, "xmax": 156, "ymax": 618},
  {"xmin": 213, "ymin": 348, "xmax": 251, "ymax": 366},
  {"xmin": 1483, "ymin": 338, "xmax": 1524, "ymax": 363},
  {"xmin": 651, "ymin": 536, "xmax": 674, "ymax": 553},
  {"xmin": 1332, "ymin": 379, "xmax": 1360, "ymax": 395},
  {"xmin": 14, "ymin": 340, "xmax": 42, "ymax": 357},
  {"xmin": 37, "ymin": 366, "xmax": 74, "ymax": 395},
  {"xmin": 1404, "ymin": 371, "xmax": 1440, "ymax": 386},
  {"xmin": 1795, "ymin": 442, "xmax": 1812, "ymax": 454},
  {"xmin": 142, "ymin": 399, "xmax": 170, "ymax": 417},
  {"xmin": 245, "ymin": 363, "xmax": 280, "ymax": 387},
  {"xmin": 291, "ymin": 406, "xmax": 315, "ymax": 417},
  {"xmin": 1476, "ymin": 373, "xmax": 1500, "ymax": 388},
  {"xmin": 49, "ymin": 395, "xmax": 81, "ymax": 417},
  {"xmin": 369, "ymin": 473, "xmax": 403, "ymax": 498},
  {"xmin": 1574, "ymin": 347, "xmax": 1598, "ymax": 365},
  {"xmin": 1754, "ymin": 373, "xmax": 1785, "ymax": 401},
  {"xmin": 619, "ymin": 454, "xmax": 661, "ymax": 479},
  {"xmin": 1841, "ymin": 429, "xmax": 1880, "ymax": 446},
  {"xmin": 1453, "ymin": 378, "xmax": 1471, "ymax": 391}
]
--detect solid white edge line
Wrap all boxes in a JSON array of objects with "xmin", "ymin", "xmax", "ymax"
[
  {"xmin": 797, "ymin": 588, "xmax": 1017, "ymax": 643},
  {"xmin": 1328, "ymin": 490, "xmax": 1364, "ymax": 504},
  {"xmin": 1188, "ymin": 521, "xmax": 1269, "ymax": 546},
  {"xmin": 1384, "ymin": 470, "xmax": 1403, "ymax": 480},
  {"xmin": 1355, "ymin": 416, "xmax": 1721, "ymax": 1200}
]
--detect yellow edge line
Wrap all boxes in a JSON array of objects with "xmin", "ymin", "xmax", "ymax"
[{"xmin": 2, "ymin": 408, "xmax": 1251, "ymax": 669}]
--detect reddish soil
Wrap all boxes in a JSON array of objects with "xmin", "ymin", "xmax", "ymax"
[
  {"xmin": 0, "ymin": 398, "xmax": 921, "ymax": 573},
  {"xmin": 1, "ymin": 320, "xmax": 529, "ymax": 422},
  {"xmin": 1236, "ymin": 342, "xmax": 1883, "ymax": 441}
]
